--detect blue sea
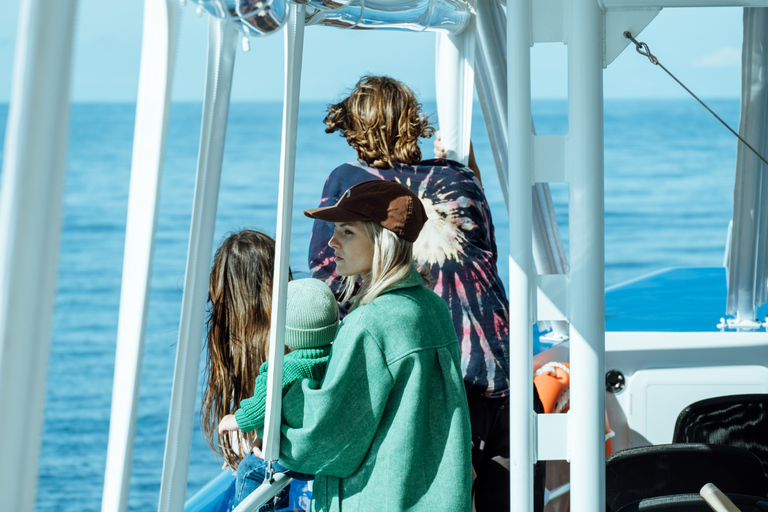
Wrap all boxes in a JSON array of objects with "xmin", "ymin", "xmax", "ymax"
[{"xmin": 0, "ymin": 98, "xmax": 739, "ymax": 510}]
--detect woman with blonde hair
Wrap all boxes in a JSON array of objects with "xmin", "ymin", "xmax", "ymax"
[{"xmin": 270, "ymin": 179, "xmax": 473, "ymax": 511}]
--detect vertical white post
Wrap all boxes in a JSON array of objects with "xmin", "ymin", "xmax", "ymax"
[
  {"xmin": 507, "ymin": 0, "xmax": 536, "ymax": 511},
  {"xmin": 567, "ymin": 0, "xmax": 606, "ymax": 511},
  {"xmin": 435, "ymin": 22, "xmax": 476, "ymax": 165},
  {"xmin": 0, "ymin": 1, "xmax": 77, "ymax": 511},
  {"xmin": 156, "ymin": 16, "xmax": 238, "ymax": 512},
  {"xmin": 102, "ymin": 2, "xmax": 179, "ymax": 511},
  {"xmin": 262, "ymin": 2, "xmax": 306, "ymax": 464},
  {"xmin": 726, "ymin": 8, "xmax": 768, "ymax": 324}
]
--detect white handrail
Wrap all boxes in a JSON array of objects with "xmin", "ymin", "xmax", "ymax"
[
  {"xmin": 232, "ymin": 472, "xmax": 293, "ymax": 512},
  {"xmin": 262, "ymin": 1, "xmax": 306, "ymax": 465},
  {"xmin": 156, "ymin": 15, "xmax": 239, "ymax": 512},
  {"xmin": 102, "ymin": 2, "xmax": 180, "ymax": 511},
  {"xmin": 0, "ymin": 1, "xmax": 77, "ymax": 510}
]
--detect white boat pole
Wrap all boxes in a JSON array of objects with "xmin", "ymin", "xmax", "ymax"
[
  {"xmin": 726, "ymin": 8, "xmax": 768, "ymax": 325},
  {"xmin": 101, "ymin": 2, "xmax": 180, "ymax": 511},
  {"xmin": 435, "ymin": 21, "xmax": 476, "ymax": 165},
  {"xmin": 567, "ymin": 0, "xmax": 606, "ymax": 510},
  {"xmin": 261, "ymin": 1, "xmax": 306, "ymax": 465},
  {"xmin": 507, "ymin": 0, "xmax": 536, "ymax": 510},
  {"xmin": 157, "ymin": 16, "xmax": 238, "ymax": 512},
  {"xmin": 0, "ymin": 1, "xmax": 76, "ymax": 510}
]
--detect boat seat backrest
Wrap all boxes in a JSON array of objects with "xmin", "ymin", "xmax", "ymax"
[
  {"xmin": 673, "ymin": 393, "xmax": 768, "ymax": 481},
  {"xmin": 605, "ymin": 443, "xmax": 768, "ymax": 512},
  {"xmin": 615, "ymin": 493, "xmax": 768, "ymax": 512}
]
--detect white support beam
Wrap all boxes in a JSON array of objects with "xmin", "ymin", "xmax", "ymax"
[
  {"xmin": 156, "ymin": 15, "xmax": 238, "ymax": 512},
  {"xmin": 262, "ymin": 1, "xmax": 306, "ymax": 465},
  {"xmin": 537, "ymin": 274, "xmax": 568, "ymax": 321},
  {"xmin": 534, "ymin": 136, "xmax": 566, "ymax": 183},
  {"xmin": 0, "ymin": 1, "xmax": 76, "ymax": 511},
  {"xmin": 102, "ymin": 2, "xmax": 180, "ymax": 511},
  {"xmin": 537, "ymin": 413, "xmax": 570, "ymax": 461},
  {"xmin": 508, "ymin": 0, "xmax": 537, "ymax": 511},
  {"xmin": 567, "ymin": 0, "xmax": 607, "ymax": 511},
  {"xmin": 532, "ymin": 0, "xmax": 565, "ymax": 43}
]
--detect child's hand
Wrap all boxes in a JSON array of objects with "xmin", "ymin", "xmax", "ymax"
[
  {"xmin": 218, "ymin": 414, "xmax": 240, "ymax": 436},
  {"xmin": 251, "ymin": 437, "xmax": 264, "ymax": 459},
  {"xmin": 433, "ymin": 130, "xmax": 447, "ymax": 159}
]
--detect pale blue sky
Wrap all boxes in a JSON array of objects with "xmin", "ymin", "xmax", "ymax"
[{"xmin": 0, "ymin": 3, "xmax": 745, "ymax": 103}]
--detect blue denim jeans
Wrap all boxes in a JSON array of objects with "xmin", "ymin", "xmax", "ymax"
[{"xmin": 233, "ymin": 453, "xmax": 312, "ymax": 511}]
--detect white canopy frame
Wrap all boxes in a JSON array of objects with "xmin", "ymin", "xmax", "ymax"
[
  {"xmin": 102, "ymin": 2, "xmax": 181, "ymax": 511},
  {"xmin": 508, "ymin": 0, "xmax": 606, "ymax": 511},
  {"xmin": 0, "ymin": 1, "xmax": 77, "ymax": 510},
  {"xmin": 156, "ymin": 13, "xmax": 239, "ymax": 512},
  {"xmin": 726, "ymin": 8, "xmax": 768, "ymax": 327},
  {"xmin": 261, "ymin": 0, "xmax": 307, "ymax": 469}
]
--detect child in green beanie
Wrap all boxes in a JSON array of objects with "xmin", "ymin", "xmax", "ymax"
[{"xmin": 218, "ymin": 277, "xmax": 339, "ymax": 509}]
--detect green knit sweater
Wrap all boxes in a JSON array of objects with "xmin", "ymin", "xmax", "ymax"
[
  {"xmin": 235, "ymin": 346, "xmax": 331, "ymax": 433},
  {"xmin": 277, "ymin": 266, "xmax": 472, "ymax": 511}
]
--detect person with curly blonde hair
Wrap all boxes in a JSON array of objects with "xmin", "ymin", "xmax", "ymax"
[
  {"xmin": 324, "ymin": 75, "xmax": 434, "ymax": 168},
  {"xmin": 310, "ymin": 75, "xmax": 545, "ymax": 511}
]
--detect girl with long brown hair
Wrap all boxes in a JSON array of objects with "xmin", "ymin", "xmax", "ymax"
[{"xmin": 200, "ymin": 229, "xmax": 277, "ymax": 470}]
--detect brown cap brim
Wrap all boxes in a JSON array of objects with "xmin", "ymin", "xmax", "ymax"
[
  {"xmin": 304, "ymin": 205, "xmax": 371, "ymax": 223},
  {"xmin": 303, "ymin": 180, "xmax": 427, "ymax": 243}
]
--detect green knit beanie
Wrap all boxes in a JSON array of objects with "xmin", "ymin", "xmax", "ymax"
[{"xmin": 285, "ymin": 278, "xmax": 339, "ymax": 349}]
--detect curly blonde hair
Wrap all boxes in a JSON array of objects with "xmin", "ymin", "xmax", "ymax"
[{"xmin": 324, "ymin": 76, "xmax": 434, "ymax": 168}]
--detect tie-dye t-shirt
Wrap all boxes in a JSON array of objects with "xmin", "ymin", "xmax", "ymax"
[{"xmin": 307, "ymin": 159, "xmax": 509, "ymax": 398}]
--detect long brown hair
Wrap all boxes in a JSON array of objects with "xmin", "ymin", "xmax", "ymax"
[
  {"xmin": 201, "ymin": 229, "xmax": 276, "ymax": 468},
  {"xmin": 324, "ymin": 76, "xmax": 434, "ymax": 168}
]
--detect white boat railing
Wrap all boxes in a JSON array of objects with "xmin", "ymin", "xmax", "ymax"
[
  {"xmin": 102, "ymin": 2, "xmax": 181, "ymax": 511},
  {"xmin": 156, "ymin": 12, "xmax": 240, "ymax": 512},
  {"xmin": 0, "ymin": 1, "xmax": 77, "ymax": 510},
  {"xmin": 261, "ymin": 0, "xmax": 306, "ymax": 468},
  {"xmin": 726, "ymin": 7, "xmax": 768, "ymax": 327},
  {"xmin": 232, "ymin": 472, "xmax": 292, "ymax": 512}
]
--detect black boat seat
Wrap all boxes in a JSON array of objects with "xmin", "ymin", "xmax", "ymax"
[
  {"xmin": 615, "ymin": 492, "xmax": 768, "ymax": 511},
  {"xmin": 605, "ymin": 443, "xmax": 768, "ymax": 512},
  {"xmin": 673, "ymin": 393, "xmax": 768, "ymax": 481}
]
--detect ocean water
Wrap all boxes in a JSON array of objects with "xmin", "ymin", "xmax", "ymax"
[{"xmin": 0, "ymin": 98, "xmax": 739, "ymax": 510}]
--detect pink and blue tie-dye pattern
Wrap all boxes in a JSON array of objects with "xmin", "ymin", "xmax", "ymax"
[{"xmin": 308, "ymin": 159, "xmax": 510, "ymax": 397}]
